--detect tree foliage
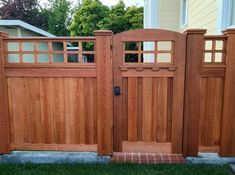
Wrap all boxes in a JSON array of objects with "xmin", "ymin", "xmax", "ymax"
[
  {"xmin": 0, "ymin": 0, "xmax": 49, "ymax": 30},
  {"xmin": 47, "ymin": 0, "xmax": 71, "ymax": 36},
  {"xmin": 69, "ymin": 0, "xmax": 110, "ymax": 36},
  {"xmin": 69, "ymin": 0, "xmax": 143, "ymax": 36},
  {"xmin": 0, "ymin": 0, "xmax": 143, "ymax": 36}
]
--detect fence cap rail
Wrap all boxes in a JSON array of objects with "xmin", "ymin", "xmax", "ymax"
[
  {"xmin": 3, "ymin": 36, "xmax": 96, "ymax": 41},
  {"xmin": 223, "ymin": 28, "xmax": 235, "ymax": 34},
  {"xmin": 0, "ymin": 32, "xmax": 9, "ymax": 37},
  {"xmin": 204, "ymin": 35, "xmax": 227, "ymax": 40},
  {"xmin": 184, "ymin": 29, "xmax": 207, "ymax": 34}
]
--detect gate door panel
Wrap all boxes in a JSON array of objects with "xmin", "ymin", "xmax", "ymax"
[{"xmin": 113, "ymin": 29, "xmax": 186, "ymax": 154}]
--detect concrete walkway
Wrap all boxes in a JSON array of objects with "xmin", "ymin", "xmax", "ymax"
[
  {"xmin": 229, "ymin": 164, "xmax": 235, "ymax": 173},
  {"xmin": 0, "ymin": 151, "xmax": 111, "ymax": 164},
  {"xmin": 186, "ymin": 153, "xmax": 235, "ymax": 165}
]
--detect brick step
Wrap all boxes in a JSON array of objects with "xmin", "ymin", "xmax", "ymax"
[{"xmin": 112, "ymin": 152, "xmax": 185, "ymax": 164}]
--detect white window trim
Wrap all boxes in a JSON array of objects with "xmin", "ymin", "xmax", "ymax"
[
  {"xmin": 144, "ymin": 0, "xmax": 159, "ymax": 29},
  {"xmin": 217, "ymin": 0, "xmax": 235, "ymax": 34},
  {"xmin": 180, "ymin": 0, "xmax": 188, "ymax": 28}
]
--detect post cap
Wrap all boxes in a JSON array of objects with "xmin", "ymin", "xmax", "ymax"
[
  {"xmin": 183, "ymin": 29, "xmax": 207, "ymax": 35},
  {"xmin": 94, "ymin": 30, "xmax": 114, "ymax": 36},
  {"xmin": 223, "ymin": 28, "xmax": 235, "ymax": 35},
  {"xmin": 0, "ymin": 32, "xmax": 9, "ymax": 37}
]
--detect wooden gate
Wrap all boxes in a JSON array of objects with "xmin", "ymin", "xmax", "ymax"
[{"xmin": 113, "ymin": 29, "xmax": 186, "ymax": 154}]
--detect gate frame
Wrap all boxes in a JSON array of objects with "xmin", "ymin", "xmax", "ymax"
[{"xmin": 112, "ymin": 29, "xmax": 186, "ymax": 154}]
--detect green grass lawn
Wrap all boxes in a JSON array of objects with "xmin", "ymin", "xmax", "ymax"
[{"xmin": 0, "ymin": 163, "xmax": 232, "ymax": 175}]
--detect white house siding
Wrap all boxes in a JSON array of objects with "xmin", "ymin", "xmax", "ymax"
[
  {"xmin": 159, "ymin": 0, "xmax": 181, "ymax": 31},
  {"xmin": 182, "ymin": 0, "xmax": 219, "ymax": 34}
]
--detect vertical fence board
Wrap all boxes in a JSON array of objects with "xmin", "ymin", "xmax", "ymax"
[
  {"xmin": 137, "ymin": 78, "xmax": 143, "ymax": 141},
  {"xmin": 122, "ymin": 78, "xmax": 128, "ymax": 141},
  {"xmin": 40, "ymin": 78, "xmax": 51, "ymax": 143},
  {"xmin": 127, "ymin": 78, "xmax": 138, "ymax": 141},
  {"xmin": 77, "ymin": 78, "xmax": 85, "ymax": 144},
  {"xmin": 142, "ymin": 78, "xmax": 153, "ymax": 142},
  {"xmin": 152, "ymin": 78, "xmax": 158, "ymax": 142},
  {"xmin": 84, "ymin": 78, "xmax": 95, "ymax": 144},
  {"xmin": 171, "ymin": 33, "xmax": 186, "ymax": 154},
  {"xmin": 156, "ymin": 78, "xmax": 168, "ymax": 142}
]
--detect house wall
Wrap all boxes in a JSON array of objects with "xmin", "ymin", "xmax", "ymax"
[
  {"xmin": 144, "ymin": 0, "xmax": 221, "ymax": 35},
  {"xmin": 181, "ymin": 0, "xmax": 220, "ymax": 34},
  {"xmin": 0, "ymin": 26, "xmax": 63, "ymax": 63},
  {"xmin": 158, "ymin": 0, "xmax": 181, "ymax": 31},
  {"xmin": 21, "ymin": 28, "xmax": 43, "ymax": 37},
  {"xmin": 0, "ymin": 26, "xmax": 18, "ymax": 37}
]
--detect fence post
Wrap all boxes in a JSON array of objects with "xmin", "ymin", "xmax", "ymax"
[
  {"xmin": 94, "ymin": 30, "xmax": 113, "ymax": 156},
  {"xmin": 220, "ymin": 29, "xmax": 235, "ymax": 156},
  {"xmin": 183, "ymin": 29, "xmax": 207, "ymax": 156},
  {"xmin": 0, "ymin": 32, "xmax": 10, "ymax": 154}
]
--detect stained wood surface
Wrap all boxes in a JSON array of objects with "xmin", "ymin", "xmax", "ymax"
[
  {"xmin": 7, "ymin": 77, "xmax": 97, "ymax": 147},
  {"xmin": 199, "ymin": 78, "xmax": 223, "ymax": 147},
  {"xmin": 0, "ymin": 33, "xmax": 10, "ymax": 154},
  {"xmin": 122, "ymin": 141, "xmax": 171, "ymax": 154},
  {"xmin": 1, "ymin": 29, "xmax": 235, "ymax": 157},
  {"xmin": 220, "ymin": 29, "xmax": 235, "ymax": 156},
  {"xmin": 122, "ymin": 78, "xmax": 172, "ymax": 143},
  {"xmin": 183, "ymin": 29, "xmax": 206, "ymax": 156},
  {"xmin": 11, "ymin": 143, "xmax": 97, "ymax": 152},
  {"xmin": 95, "ymin": 30, "xmax": 113, "ymax": 155},
  {"xmin": 113, "ymin": 29, "xmax": 186, "ymax": 154}
]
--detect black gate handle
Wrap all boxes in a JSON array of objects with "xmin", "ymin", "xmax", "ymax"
[{"xmin": 114, "ymin": 86, "xmax": 121, "ymax": 96}]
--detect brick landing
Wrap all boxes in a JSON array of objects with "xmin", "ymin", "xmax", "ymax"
[{"xmin": 112, "ymin": 152, "xmax": 185, "ymax": 164}]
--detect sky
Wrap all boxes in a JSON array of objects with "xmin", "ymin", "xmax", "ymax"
[
  {"xmin": 99, "ymin": 0, "xmax": 144, "ymax": 7},
  {"xmin": 41, "ymin": 0, "xmax": 144, "ymax": 7}
]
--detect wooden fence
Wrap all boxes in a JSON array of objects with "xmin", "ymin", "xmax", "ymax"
[{"xmin": 0, "ymin": 29, "xmax": 235, "ymax": 157}]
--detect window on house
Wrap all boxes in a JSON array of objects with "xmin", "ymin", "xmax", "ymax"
[
  {"xmin": 219, "ymin": 0, "xmax": 235, "ymax": 32},
  {"xmin": 229, "ymin": 0, "xmax": 235, "ymax": 26},
  {"xmin": 180, "ymin": 0, "xmax": 188, "ymax": 27}
]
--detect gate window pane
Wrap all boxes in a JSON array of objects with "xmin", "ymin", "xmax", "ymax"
[
  {"xmin": 83, "ymin": 54, "xmax": 95, "ymax": 63},
  {"xmin": 82, "ymin": 42, "xmax": 95, "ymax": 51},
  {"xmin": 125, "ymin": 54, "xmax": 138, "ymax": 62},
  {"xmin": 7, "ymin": 42, "xmax": 19, "ymax": 51},
  {"xmin": 68, "ymin": 54, "xmax": 79, "ymax": 63},
  {"xmin": 22, "ymin": 42, "xmax": 34, "ymax": 51},
  {"xmin": 142, "ymin": 53, "xmax": 155, "ymax": 63},
  {"xmin": 22, "ymin": 54, "xmax": 35, "ymax": 63},
  {"xmin": 53, "ymin": 54, "xmax": 64, "ymax": 62},
  {"xmin": 204, "ymin": 53, "xmax": 212, "ymax": 62},
  {"xmin": 143, "ymin": 41, "xmax": 155, "ymax": 51},
  {"xmin": 38, "ymin": 54, "xmax": 49, "ymax": 63},
  {"xmin": 205, "ymin": 41, "xmax": 212, "ymax": 50},
  {"xmin": 8, "ymin": 54, "xmax": 19, "ymax": 63},
  {"xmin": 158, "ymin": 41, "xmax": 172, "ymax": 51},
  {"xmin": 38, "ymin": 42, "xmax": 48, "ymax": 51},
  {"xmin": 52, "ymin": 42, "xmax": 64, "ymax": 51},
  {"xmin": 215, "ymin": 53, "xmax": 223, "ymax": 62},
  {"xmin": 157, "ymin": 53, "xmax": 171, "ymax": 63},
  {"xmin": 125, "ymin": 42, "xmax": 138, "ymax": 51},
  {"xmin": 216, "ymin": 40, "xmax": 223, "ymax": 50}
]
